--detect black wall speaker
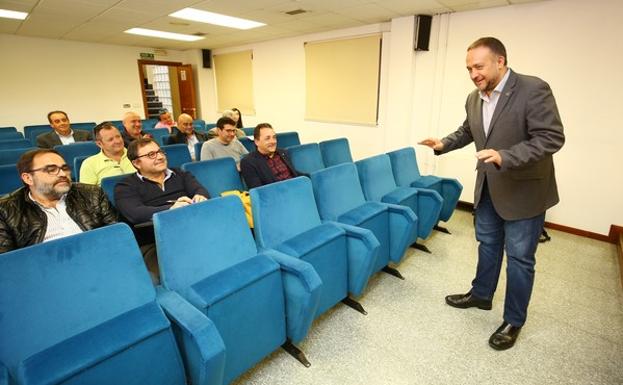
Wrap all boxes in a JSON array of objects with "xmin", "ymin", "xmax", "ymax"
[
  {"xmin": 414, "ymin": 15, "xmax": 432, "ymax": 51},
  {"xmin": 202, "ymin": 49, "xmax": 212, "ymax": 68}
]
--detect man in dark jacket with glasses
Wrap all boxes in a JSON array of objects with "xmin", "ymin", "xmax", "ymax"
[{"xmin": 0, "ymin": 148, "xmax": 117, "ymax": 253}]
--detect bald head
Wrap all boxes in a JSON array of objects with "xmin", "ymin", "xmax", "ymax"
[{"xmin": 177, "ymin": 113, "xmax": 194, "ymax": 135}]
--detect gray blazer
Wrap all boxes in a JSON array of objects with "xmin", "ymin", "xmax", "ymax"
[
  {"xmin": 439, "ymin": 70, "xmax": 565, "ymax": 220},
  {"xmin": 36, "ymin": 129, "xmax": 93, "ymax": 149}
]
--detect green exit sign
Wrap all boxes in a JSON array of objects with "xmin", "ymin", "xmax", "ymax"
[{"xmin": 140, "ymin": 52, "xmax": 155, "ymax": 59}]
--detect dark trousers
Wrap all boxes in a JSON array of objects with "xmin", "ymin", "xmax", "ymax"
[{"xmin": 471, "ymin": 183, "xmax": 545, "ymax": 327}]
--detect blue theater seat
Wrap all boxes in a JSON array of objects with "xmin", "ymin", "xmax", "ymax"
[
  {"xmin": 0, "ymin": 224, "xmax": 226, "ymax": 385},
  {"xmin": 276, "ymin": 131, "xmax": 300, "ymax": 149},
  {"xmin": 319, "ymin": 137, "xmax": 353, "ymax": 166},
  {"xmin": 153, "ymin": 196, "xmax": 321, "ymax": 383},
  {"xmin": 287, "ymin": 143, "xmax": 325, "ymax": 174},
  {"xmin": 182, "ymin": 158, "xmax": 244, "ymax": 197},
  {"xmin": 161, "ymin": 144, "xmax": 192, "ymax": 169}
]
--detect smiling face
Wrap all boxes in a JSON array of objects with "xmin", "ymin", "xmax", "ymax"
[
  {"xmin": 131, "ymin": 141, "xmax": 167, "ymax": 177},
  {"xmin": 254, "ymin": 127, "xmax": 277, "ymax": 155},
  {"xmin": 177, "ymin": 114, "xmax": 194, "ymax": 135},
  {"xmin": 466, "ymin": 45, "xmax": 506, "ymax": 95},
  {"xmin": 49, "ymin": 112, "xmax": 71, "ymax": 136},
  {"xmin": 96, "ymin": 126, "xmax": 125, "ymax": 157},
  {"xmin": 217, "ymin": 124, "xmax": 237, "ymax": 145},
  {"xmin": 22, "ymin": 152, "xmax": 72, "ymax": 200},
  {"xmin": 123, "ymin": 112, "xmax": 143, "ymax": 138}
]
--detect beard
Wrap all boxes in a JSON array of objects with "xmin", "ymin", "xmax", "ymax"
[{"xmin": 33, "ymin": 176, "xmax": 71, "ymax": 200}]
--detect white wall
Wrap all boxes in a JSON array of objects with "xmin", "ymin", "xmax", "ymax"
[{"xmin": 0, "ymin": 34, "xmax": 195, "ymax": 129}]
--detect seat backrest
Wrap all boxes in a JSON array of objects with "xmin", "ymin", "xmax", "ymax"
[
  {"xmin": 154, "ymin": 196, "xmax": 258, "ymax": 294},
  {"xmin": 0, "ymin": 131, "xmax": 23, "ymax": 140},
  {"xmin": 0, "ymin": 224, "xmax": 157, "ymax": 375},
  {"xmin": 0, "ymin": 126, "xmax": 17, "ymax": 133},
  {"xmin": 205, "ymin": 123, "xmax": 217, "ymax": 130},
  {"xmin": 161, "ymin": 134, "xmax": 172, "ymax": 146},
  {"xmin": 162, "ymin": 143, "xmax": 192, "ymax": 168},
  {"xmin": 287, "ymin": 143, "xmax": 325, "ymax": 174},
  {"xmin": 0, "ymin": 164, "xmax": 22, "ymax": 196},
  {"xmin": 54, "ymin": 142, "xmax": 100, "ymax": 180},
  {"xmin": 276, "ymin": 131, "xmax": 300, "ymax": 148},
  {"xmin": 109, "ymin": 120, "xmax": 124, "ymax": 130},
  {"xmin": 142, "ymin": 118, "xmax": 158, "ymax": 130},
  {"xmin": 0, "ymin": 138, "xmax": 31, "ymax": 150},
  {"xmin": 242, "ymin": 127, "xmax": 254, "ymax": 136},
  {"xmin": 71, "ymin": 122, "xmax": 97, "ymax": 132},
  {"xmin": 386, "ymin": 147, "xmax": 422, "ymax": 186},
  {"xmin": 0, "ymin": 147, "xmax": 37, "ymax": 166},
  {"xmin": 194, "ymin": 142, "xmax": 203, "ymax": 160},
  {"xmin": 310, "ymin": 163, "xmax": 367, "ymax": 221},
  {"xmin": 74, "ymin": 155, "xmax": 89, "ymax": 182},
  {"xmin": 101, "ymin": 173, "xmax": 133, "ymax": 206},
  {"xmin": 319, "ymin": 137, "xmax": 353, "ymax": 166},
  {"xmin": 250, "ymin": 176, "xmax": 322, "ymax": 249},
  {"xmin": 182, "ymin": 158, "xmax": 244, "ymax": 197},
  {"xmin": 238, "ymin": 137, "xmax": 255, "ymax": 152},
  {"xmin": 144, "ymin": 128, "xmax": 170, "ymax": 144},
  {"xmin": 26, "ymin": 126, "xmax": 53, "ymax": 145},
  {"xmin": 193, "ymin": 119, "xmax": 206, "ymax": 131},
  {"xmin": 355, "ymin": 154, "xmax": 399, "ymax": 201}
]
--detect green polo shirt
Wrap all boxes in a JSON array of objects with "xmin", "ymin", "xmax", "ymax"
[{"xmin": 79, "ymin": 149, "xmax": 136, "ymax": 186}]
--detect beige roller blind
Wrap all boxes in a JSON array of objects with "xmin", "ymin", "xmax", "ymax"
[
  {"xmin": 213, "ymin": 50, "xmax": 255, "ymax": 114},
  {"xmin": 305, "ymin": 35, "xmax": 381, "ymax": 125}
]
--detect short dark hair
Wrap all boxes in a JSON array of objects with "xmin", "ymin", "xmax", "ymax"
[
  {"xmin": 216, "ymin": 117, "xmax": 236, "ymax": 129},
  {"xmin": 158, "ymin": 110, "xmax": 170, "ymax": 121},
  {"xmin": 468, "ymin": 37, "xmax": 508, "ymax": 66},
  {"xmin": 94, "ymin": 122, "xmax": 118, "ymax": 141},
  {"xmin": 253, "ymin": 123, "xmax": 273, "ymax": 140},
  {"xmin": 127, "ymin": 137, "xmax": 159, "ymax": 161},
  {"xmin": 47, "ymin": 110, "xmax": 68, "ymax": 124},
  {"xmin": 17, "ymin": 148, "xmax": 64, "ymax": 179}
]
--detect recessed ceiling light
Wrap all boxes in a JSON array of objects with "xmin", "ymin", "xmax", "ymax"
[
  {"xmin": 0, "ymin": 9, "xmax": 28, "ymax": 20},
  {"xmin": 169, "ymin": 8, "xmax": 265, "ymax": 30},
  {"xmin": 125, "ymin": 28, "xmax": 204, "ymax": 42}
]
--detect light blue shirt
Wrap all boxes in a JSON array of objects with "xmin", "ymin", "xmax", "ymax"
[{"xmin": 479, "ymin": 69, "xmax": 511, "ymax": 136}]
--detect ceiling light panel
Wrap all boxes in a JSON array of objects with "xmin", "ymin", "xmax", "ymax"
[
  {"xmin": 125, "ymin": 27, "xmax": 204, "ymax": 41},
  {"xmin": 0, "ymin": 9, "xmax": 28, "ymax": 20},
  {"xmin": 169, "ymin": 8, "xmax": 265, "ymax": 30}
]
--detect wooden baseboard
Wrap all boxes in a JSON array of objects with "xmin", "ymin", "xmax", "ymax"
[
  {"xmin": 618, "ymin": 233, "xmax": 623, "ymax": 291},
  {"xmin": 455, "ymin": 201, "xmax": 622, "ymax": 245}
]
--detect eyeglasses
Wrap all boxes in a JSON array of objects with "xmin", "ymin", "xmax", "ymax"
[
  {"xmin": 134, "ymin": 150, "xmax": 166, "ymax": 160},
  {"xmin": 221, "ymin": 128, "xmax": 237, "ymax": 134},
  {"xmin": 29, "ymin": 164, "xmax": 71, "ymax": 176}
]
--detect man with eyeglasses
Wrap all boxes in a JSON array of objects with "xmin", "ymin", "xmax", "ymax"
[
  {"xmin": 167, "ymin": 113, "xmax": 208, "ymax": 161},
  {"xmin": 0, "ymin": 149, "xmax": 117, "ymax": 253},
  {"xmin": 200, "ymin": 117, "xmax": 248, "ymax": 169},
  {"xmin": 114, "ymin": 138, "xmax": 209, "ymax": 225},
  {"xmin": 36, "ymin": 110, "xmax": 93, "ymax": 149},
  {"xmin": 79, "ymin": 122, "xmax": 136, "ymax": 185}
]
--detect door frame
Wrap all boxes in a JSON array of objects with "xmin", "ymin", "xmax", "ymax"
[{"xmin": 137, "ymin": 59, "xmax": 183, "ymax": 119}]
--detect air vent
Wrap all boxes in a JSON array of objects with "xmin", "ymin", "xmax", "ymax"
[
  {"xmin": 193, "ymin": 32, "xmax": 206, "ymax": 36},
  {"xmin": 169, "ymin": 21, "xmax": 190, "ymax": 26},
  {"xmin": 285, "ymin": 9, "xmax": 307, "ymax": 15}
]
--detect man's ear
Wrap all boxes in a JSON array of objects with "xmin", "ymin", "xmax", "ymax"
[{"xmin": 21, "ymin": 172, "xmax": 34, "ymax": 187}]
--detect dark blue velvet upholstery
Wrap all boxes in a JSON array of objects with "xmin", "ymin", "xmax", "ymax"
[
  {"xmin": 161, "ymin": 144, "xmax": 192, "ymax": 169},
  {"xmin": 287, "ymin": 143, "xmax": 325, "ymax": 174},
  {"xmin": 53, "ymin": 142, "xmax": 100, "ymax": 180},
  {"xmin": 387, "ymin": 147, "xmax": 463, "ymax": 222},
  {"xmin": 100, "ymin": 173, "xmax": 133, "ymax": 207},
  {"xmin": 356, "ymin": 154, "xmax": 443, "ymax": 240},
  {"xmin": 182, "ymin": 158, "xmax": 244, "ymax": 197},
  {"xmin": 0, "ymin": 164, "xmax": 21, "ymax": 196},
  {"xmin": 0, "ymin": 224, "xmax": 225, "ymax": 385},
  {"xmin": 251, "ymin": 177, "xmax": 379, "ymax": 317},
  {"xmin": 276, "ymin": 132, "xmax": 300, "ymax": 149},
  {"xmin": 311, "ymin": 163, "xmax": 417, "ymax": 272},
  {"xmin": 319, "ymin": 138, "xmax": 353, "ymax": 166},
  {"xmin": 153, "ymin": 196, "xmax": 321, "ymax": 384}
]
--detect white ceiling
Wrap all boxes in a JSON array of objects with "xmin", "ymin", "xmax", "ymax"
[{"xmin": 1, "ymin": 0, "xmax": 546, "ymax": 50}]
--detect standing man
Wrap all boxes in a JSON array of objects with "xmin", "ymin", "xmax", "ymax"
[
  {"xmin": 420, "ymin": 37, "xmax": 564, "ymax": 350},
  {"xmin": 200, "ymin": 116, "xmax": 248, "ymax": 168},
  {"xmin": 79, "ymin": 122, "xmax": 136, "ymax": 185},
  {"xmin": 240, "ymin": 123, "xmax": 300, "ymax": 188},
  {"xmin": 168, "ymin": 113, "xmax": 208, "ymax": 161},
  {"xmin": 121, "ymin": 111, "xmax": 150, "ymax": 147},
  {"xmin": 0, "ymin": 149, "xmax": 117, "ymax": 253},
  {"xmin": 36, "ymin": 110, "xmax": 93, "ymax": 148}
]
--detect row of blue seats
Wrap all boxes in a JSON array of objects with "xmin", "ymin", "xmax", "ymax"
[{"xmin": 1, "ymin": 162, "xmax": 421, "ymax": 384}]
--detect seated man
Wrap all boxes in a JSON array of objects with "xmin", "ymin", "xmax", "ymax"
[
  {"xmin": 206, "ymin": 110, "xmax": 246, "ymax": 140},
  {"xmin": 36, "ymin": 110, "xmax": 93, "ymax": 148},
  {"xmin": 121, "ymin": 111, "xmax": 150, "ymax": 147},
  {"xmin": 0, "ymin": 149, "xmax": 117, "ymax": 253},
  {"xmin": 200, "ymin": 116, "xmax": 248, "ymax": 168},
  {"xmin": 167, "ymin": 113, "xmax": 208, "ymax": 161},
  {"xmin": 154, "ymin": 109, "xmax": 177, "ymax": 133},
  {"xmin": 114, "ymin": 138, "xmax": 209, "ymax": 280},
  {"xmin": 240, "ymin": 123, "xmax": 300, "ymax": 188},
  {"xmin": 79, "ymin": 122, "xmax": 136, "ymax": 185}
]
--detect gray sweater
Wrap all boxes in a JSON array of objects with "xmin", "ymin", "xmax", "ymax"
[{"xmin": 200, "ymin": 138, "xmax": 248, "ymax": 164}]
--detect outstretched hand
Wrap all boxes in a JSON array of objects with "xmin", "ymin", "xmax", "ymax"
[
  {"xmin": 418, "ymin": 138, "xmax": 444, "ymax": 151},
  {"xmin": 475, "ymin": 149, "xmax": 502, "ymax": 167}
]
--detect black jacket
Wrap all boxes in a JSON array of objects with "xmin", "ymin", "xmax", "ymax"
[
  {"xmin": 240, "ymin": 149, "xmax": 300, "ymax": 189},
  {"xmin": 36, "ymin": 129, "xmax": 93, "ymax": 149},
  {"xmin": 0, "ymin": 184, "xmax": 118, "ymax": 253},
  {"xmin": 167, "ymin": 130, "xmax": 208, "ymax": 145}
]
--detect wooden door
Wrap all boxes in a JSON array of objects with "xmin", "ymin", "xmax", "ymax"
[{"xmin": 177, "ymin": 64, "xmax": 197, "ymax": 119}]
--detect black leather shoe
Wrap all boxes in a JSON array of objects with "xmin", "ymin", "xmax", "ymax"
[
  {"xmin": 445, "ymin": 291, "xmax": 492, "ymax": 310},
  {"xmin": 489, "ymin": 322, "xmax": 522, "ymax": 350}
]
